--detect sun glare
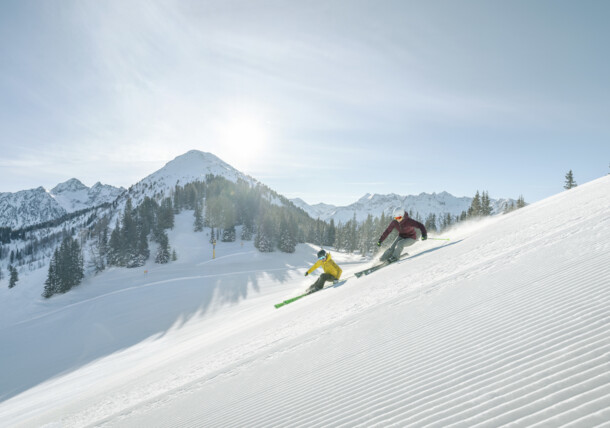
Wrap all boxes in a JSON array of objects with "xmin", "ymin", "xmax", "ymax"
[{"xmin": 217, "ymin": 115, "xmax": 269, "ymax": 166}]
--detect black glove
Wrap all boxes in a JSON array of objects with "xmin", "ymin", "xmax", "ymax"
[
  {"xmin": 304, "ymin": 272, "xmax": 309, "ymax": 276},
  {"xmin": 422, "ymin": 235, "xmax": 428, "ymax": 241},
  {"xmin": 376, "ymin": 241, "xmax": 381, "ymax": 247}
]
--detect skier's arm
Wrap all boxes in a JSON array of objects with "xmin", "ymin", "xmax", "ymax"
[
  {"xmin": 306, "ymin": 260, "xmax": 323, "ymax": 275},
  {"xmin": 406, "ymin": 218, "xmax": 427, "ymax": 239},
  {"xmin": 378, "ymin": 221, "xmax": 398, "ymax": 243}
]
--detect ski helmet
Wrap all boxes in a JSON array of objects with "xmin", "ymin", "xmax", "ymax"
[
  {"xmin": 317, "ymin": 249, "xmax": 327, "ymax": 259},
  {"xmin": 392, "ymin": 207, "xmax": 405, "ymax": 219}
]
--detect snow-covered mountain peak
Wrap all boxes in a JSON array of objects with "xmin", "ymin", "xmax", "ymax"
[
  {"xmin": 149, "ymin": 150, "xmax": 251, "ymax": 184},
  {"xmin": 0, "ymin": 180, "xmax": 124, "ymax": 229},
  {"xmin": 124, "ymin": 150, "xmax": 257, "ymax": 205},
  {"xmin": 51, "ymin": 178, "xmax": 88, "ymax": 194}
]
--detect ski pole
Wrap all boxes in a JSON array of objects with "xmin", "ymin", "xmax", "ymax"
[{"xmin": 427, "ymin": 237, "xmax": 450, "ymax": 241}]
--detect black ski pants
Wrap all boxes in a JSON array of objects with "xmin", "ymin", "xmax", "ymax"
[{"xmin": 309, "ymin": 273, "xmax": 336, "ymax": 293}]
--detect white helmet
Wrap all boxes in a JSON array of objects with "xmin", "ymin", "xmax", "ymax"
[{"xmin": 392, "ymin": 207, "xmax": 405, "ymax": 219}]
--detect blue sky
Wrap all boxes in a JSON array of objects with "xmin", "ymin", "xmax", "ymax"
[{"xmin": 0, "ymin": 0, "xmax": 608, "ymax": 205}]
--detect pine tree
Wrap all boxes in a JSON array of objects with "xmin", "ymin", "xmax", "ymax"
[
  {"xmin": 425, "ymin": 213, "xmax": 438, "ymax": 232},
  {"xmin": 8, "ymin": 265, "xmax": 18, "ymax": 288},
  {"xmin": 88, "ymin": 241, "xmax": 106, "ymax": 275},
  {"xmin": 469, "ymin": 191, "xmax": 482, "ymax": 217},
  {"xmin": 517, "ymin": 195, "xmax": 526, "ymax": 209},
  {"xmin": 278, "ymin": 217, "xmax": 296, "ymax": 253},
  {"xmin": 158, "ymin": 197, "xmax": 175, "ymax": 230},
  {"xmin": 222, "ymin": 225, "xmax": 236, "ymax": 242},
  {"xmin": 481, "ymin": 191, "xmax": 492, "ymax": 216},
  {"xmin": 194, "ymin": 202, "xmax": 204, "ymax": 232},
  {"xmin": 564, "ymin": 170, "xmax": 577, "ymax": 189},
  {"xmin": 134, "ymin": 225, "xmax": 149, "ymax": 267},
  {"xmin": 441, "ymin": 213, "xmax": 453, "ymax": 231},
  {"xmin": 43, "ymin": 237, "xmax": 84, "ymax": 296},
  {"xmin": 324, "ymin": 219, "xmax": 336, "ymax": 247},
  {"xmin": 43, "ymin": 249, "xmax": 60, "ymax": 297},
  {"xmin": 240, "ymin": 219, "xmax": 254, "ymax": 241},
  {"xmin": 254, "ymin": 212, "xmax": 275, "ymax": 252},
  {"xmin": 504, "ymin": 201, "xmax": 516, "ymax": 214},
  {"xmin": 107, "ymin": 220, "xmax": 123, "ymax": 266},
  {"xmin": 155, "ymin": 231, "xmax": 171, "ymax": 264},
  {"xmin": 0, "ymin": 266, "xmax": 3, "ymax": 282}
]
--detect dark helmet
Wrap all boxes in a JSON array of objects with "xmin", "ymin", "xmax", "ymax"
[{"xmin": 317, "ymin": 249, "xmax": 326, "ymax": 259}]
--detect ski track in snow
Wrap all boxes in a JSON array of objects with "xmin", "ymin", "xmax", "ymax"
[{"xmin": 0, "ymin": 176, "xmax": 609, "ymax": 427}]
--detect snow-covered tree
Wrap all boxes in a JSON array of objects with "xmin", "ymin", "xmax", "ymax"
[
  {"xmin": 42, "ymin": 236, "xmax": 84, "ymax": 297},
  {"xmin": 240, "ymin": 219, "xmax": 254, "ymax": 241},
  {"xmin": 278, "ymin": 217, "xmax": 297, "ymax": 253},
  {"xmin": 194, "ymin": 202, "xmax": 204, "ymax": 232},
  {"xmin": 222, "ymin": 225, "xmax": 236, "ymax": 242},
  {"xmin": 155, "ymin": 231, "xmax": 171, "ymax": 264},
  {"xmin": 425, "ymin": 213, "xmax": 438, "ymax": 232},
  {"xmin": 8, "ymin": 265, "xmax": 18, "ymax": 288}
]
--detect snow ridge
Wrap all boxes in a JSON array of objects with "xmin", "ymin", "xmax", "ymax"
[
  {"xmin": 0, "ymin": 179, "xmax": 123, "ymax": 229},
  {"xmin": 292, "ymin": 191, "xmax": 514, "ymax": 223}
]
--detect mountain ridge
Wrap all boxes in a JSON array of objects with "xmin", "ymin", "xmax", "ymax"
[
  {"xmin": 1, "ymin": 150, "xmax": 516, "ymax": 229},
  {"xmin": 0, "ymin": 179, "xmax": 124, "ymax": 229},
  {"xmin": 291, "ymin": 191, "xmax": 515, "ymax": 223}
]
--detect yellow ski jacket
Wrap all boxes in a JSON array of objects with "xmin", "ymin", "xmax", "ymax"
[{"xmin": 306, "ymin": 252, "xmax": 342, "ymax": 279}]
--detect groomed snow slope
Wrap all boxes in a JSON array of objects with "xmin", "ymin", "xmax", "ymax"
[{"xmin": 1, "ymin": 176, "xmax": 609, "ymax": 427}]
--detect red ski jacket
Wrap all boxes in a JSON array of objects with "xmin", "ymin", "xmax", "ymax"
[{"xmin": 379, "ymin": 212, "xmax": 427, "ymax": 243}]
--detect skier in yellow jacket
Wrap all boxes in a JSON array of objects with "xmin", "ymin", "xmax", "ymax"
[{"xmin": 304, "ymin": 250, "xmax": 343, "ymax": 294}]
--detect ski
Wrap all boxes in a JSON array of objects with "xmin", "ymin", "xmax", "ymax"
[
  {"xmin": 354, "ymin": 262, "xmax": 389, "ymax": 278},
  {"xmin": 274, "ymin": 280, "xmax": 347, "ymax": 309},
  {"xmin": 354, "ymin": 253, "xmax": 412, "ymax": 278}
]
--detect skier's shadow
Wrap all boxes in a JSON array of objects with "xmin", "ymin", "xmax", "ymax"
[{"xmin": 395, "ymin": 240, "xmax": 463, "ymax": 263}]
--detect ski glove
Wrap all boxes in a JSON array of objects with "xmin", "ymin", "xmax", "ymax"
[
  {"xmin": 422, "ymin": 235, "xmax": 428, "ymax": 241},
  {"xmin": 304, "ymin": 272, "xmax": 309, "ymax": 276},
  {"xmin": 376, "ymin": 241, "xmax": 381, "ymax": 247}
]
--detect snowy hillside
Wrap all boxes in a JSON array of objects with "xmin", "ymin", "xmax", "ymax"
[
  {"xmin": 0, "ymin": 179, "xmax": 123, "ymax": 229},
  {"xmin": 0, "ymin": 175, "xmax": 608, "ymax": 427},
  {"xmin": 292, "ymin": 191, "xmax": 514, "ymax": 223}
]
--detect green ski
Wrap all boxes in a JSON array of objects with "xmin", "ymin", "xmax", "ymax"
[
  {"xmin": 274, "ymin": 292, "xmax": 310, "ymax": 309},
  {"xmin": 274, "ymin": 280, "xmax": 347, "ymax": 309}
]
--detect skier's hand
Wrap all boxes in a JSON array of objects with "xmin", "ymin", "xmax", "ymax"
[
  {"xmin": 376, "ymin": 241, "xmax": 381, "ymax": 247},
  {"xmin": 304, "ymin": 272, "xmax": 309, "ymax": 276},
  {"xmin": 422, "ymin": 235, "xmax": 428, "ymax": 241}
]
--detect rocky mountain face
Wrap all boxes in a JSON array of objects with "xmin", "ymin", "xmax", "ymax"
[{"xmin": 0, "ymin": 179, "xmax": 124, "ymax": 229}]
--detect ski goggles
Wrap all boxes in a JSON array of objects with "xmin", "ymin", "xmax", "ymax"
[
  {"xmin": 394, "ymin": 216, "xmax": 403, "ymax": 221},
  {"xmin": 318, "ymin": 255, "xmax": 326, "ymax": 260}
]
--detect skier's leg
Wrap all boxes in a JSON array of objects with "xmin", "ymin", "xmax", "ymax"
[
  {"xmin": 380, "ymin": 237, "xmax": 400, "ymax": 262},
  {"xmin": 317, "ymin": 273, "xmax": 334, "ymax": 290},
  {"xmin": 392, "ymin": 237, "xmax": 416, "ymax": 259},
  {"xmin": 308, "ymin": 274, "xmax": 334, "ymax": 293}
]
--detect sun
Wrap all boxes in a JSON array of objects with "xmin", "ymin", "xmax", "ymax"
[{"xmin": 217, "ymin": 115, "xmax": 270, "ymax": 166}]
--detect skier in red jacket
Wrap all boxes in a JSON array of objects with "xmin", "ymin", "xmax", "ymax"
[{"xmin": 377, "ymin": 207, "xmax": 428, "ymax": 262}]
